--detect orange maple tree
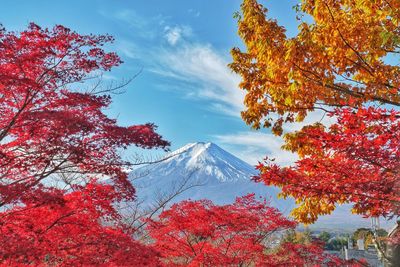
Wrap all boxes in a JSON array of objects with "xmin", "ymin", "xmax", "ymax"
[{"xmin": 230, "ymin": 0, "xmax": 400, "ymax": 223}]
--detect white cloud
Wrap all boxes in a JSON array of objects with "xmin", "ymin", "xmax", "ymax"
[
  {"xmin": 116, "ymin": 39, "xmax": 140, "ymax": 59},
  {"xmin": 102, "ymin": 8, "xmax": 244, "ymax": 117},
  {"xmin": 212, "ymin": 110, "xmax": 337, "ymax": 166},
  {"xmin": 164, "ymin": 25, "xmax": 192, "ymax": 45},
  {"xmin": 152, "ymin": 43, "xmax": 245, "ymax": 116},
  {"xmin": 214, "ymin": 131, "xmax": 298, "ymax": 166}
]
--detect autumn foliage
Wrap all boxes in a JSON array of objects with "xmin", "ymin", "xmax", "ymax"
[
  {"xmin": 0, "ymin": 23, "xmax": 168, "ymax": 204},
  {"xmin": 0, "ymin": 21, "xmax": 340, "ymax": 266},
  {"xmin": 147, "ymin": 194, "xmax": 348, "ymax": 266},
  {"xmin": 2, "ymin": 0, "xmax": 399, "ymax": 262},
  {"xmin": 230, "ymin": 0, "xmax": 400, "ymax": 134},
  {"xmin": 0, "ymin": 23, "xmax": 168, "ymax": 264},
  {"xmin": 231, "ymin": 0, "xmax": 400, "ymax": 226},
  {"xmin": 256, "ymin": 107, "xmax": 400, "ymax": 223},
  {"xmin": 0, "ymin": 183, "xmax": 160, "ymax": 266}
]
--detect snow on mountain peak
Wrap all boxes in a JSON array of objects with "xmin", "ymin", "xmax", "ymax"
[
  {"xmin": 130, "ymin": 141, "xmax": 271, "ymax": 207},
  {"xmin": 157, "ymin": 142, "xmax": 256, "ymax": 182}
]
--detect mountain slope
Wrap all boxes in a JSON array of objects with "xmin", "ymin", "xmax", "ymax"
[
  {"xmin": 131, "ymin": 142, "xmax": 289, "ymax": 210},
  {"xmin": 130, "ymin": 142, "xmax": 392, "ymax": 230}
]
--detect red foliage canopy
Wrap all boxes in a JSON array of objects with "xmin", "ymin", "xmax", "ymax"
[
  {"xmin": 0, "ymin": 23, "xmax": 169, "ymax": 206},
  {"xmin": 0, "ymin": 183, "xmax": 161, "ymax": 266},
  {"xmin": 147, "ymin": 194, "xmax": 348, "ymax": 266},
  {"xmin": 0, "ymin": 23, "xmax": 168, "ymax": 264},
  {"xmin": 255, "ymin": 107, "xmax": 400, "ymax": 223}
]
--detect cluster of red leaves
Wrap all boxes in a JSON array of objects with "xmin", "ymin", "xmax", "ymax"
[
  {"xmin": 0, "ymin": 23, "xmax": 169, "ymax": 265},
  {"xmin": 0, "ymin": 23, "xmax": 169, "ymax": 205},
  {"xmin": 255, "ymin": 107, "xmax": 400, "ymax": 223},
  {"xmin": 0, "ymin": 183, "xmax": 160, "ymax": 266},
  {"xmin": 147, "ymin": 194, "xmax": 353, "ymax": 266}
]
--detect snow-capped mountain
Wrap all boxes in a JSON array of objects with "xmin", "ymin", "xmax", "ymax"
[
  {"xmin": 130, "ymin": 142, "xmax": 392, "ymax": 230},
  {"xmin": 139, "ymin": 142, "xmax": 256, "ymax": 182},
  {"xmin": 130, "ymin": 142, "xmax": 289, "ymax": 211}
]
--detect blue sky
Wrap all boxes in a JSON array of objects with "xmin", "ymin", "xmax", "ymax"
[{"xmin": 1, "ymin": 0, "xmax": 322, "ymax": 165}]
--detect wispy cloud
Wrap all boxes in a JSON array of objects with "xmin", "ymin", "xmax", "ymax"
[
  {"xmin": 99, "ymin": 8, "xmax": 168, "ymax": 40},
  {"xmin": 164, "ymin": 25, "xmax": 192, "ymax": 46},
  {"xmin": 115, "ymin": 39, "xmax": 140, "ymax": 59},
  {"xmin": 214, "ymin": 131, "xmax": 298, "ymax": 166},
  {"xmin": 101, "ymin": 7, "xmax": 244, "ymax": 117},
  {"xmin": 213, "ymin": 109, "xmax": 337, "ymax": 166},
  {"xmin": 152, "ymin": 43, "xmax": 245, "ymax": 116}
]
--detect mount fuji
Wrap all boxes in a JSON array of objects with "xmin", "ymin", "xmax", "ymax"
[
  {"xmin": 131, "ymin": 142, "xmax": 290, "ymax": 211},
  {"xmin": 130, "ymin": 142, "xmax": 391, "ymax": 230}
]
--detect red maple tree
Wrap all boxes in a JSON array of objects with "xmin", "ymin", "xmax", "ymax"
[
  {"xmin": 0, "ymin": 23, "xmax": 168, "ymax": 264},
  {"xmin": 255, "ymin": 107, "xmax": 400, "ymax": 224},
  {"xmin": 147, "ymin": 194, "xmax": 350, "ymax": 266},
  {"xmin": 0, "ymin": 183, "xmax": 161, "ymax": 266}
]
